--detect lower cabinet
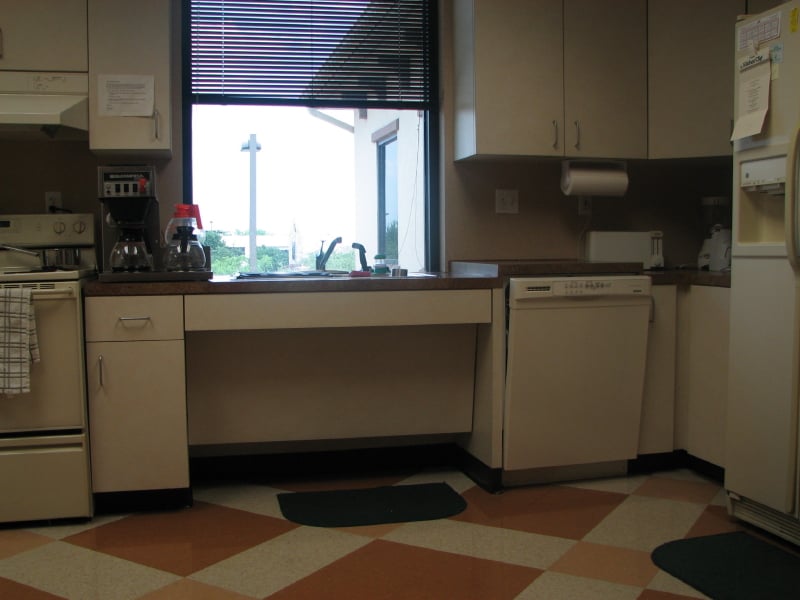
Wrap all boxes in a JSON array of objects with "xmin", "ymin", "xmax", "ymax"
[
  {"xmin": 638, "ymin": 285, "xmax": 677, "ymax": 455},
  {"xmin": 84, "ymin": 296, "xmax": 188, "ymax": 493},
  {"xmin": 684, "ymin": 284, "xmax": 730, "ymax": 467}
]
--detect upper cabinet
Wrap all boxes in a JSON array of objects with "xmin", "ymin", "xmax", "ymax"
[
  {"xmin": 648, "ymin": 0, "xmax": 744, "ymax": 159},
  {"xmin": 0, "ymin": 0, "xmax": 87, "ymax": 72},
  {"xmin": 453, "ymin": 0, "xmax": 647, "ymax": 161},
  {"xmin": 88, "ymin": 0, "xmax": 172, "ymax": 156},
  {"xmin": 747, "ymin": 0, "xmax": 784, "ymax": 13},
  {"xmin": 563, "ymin": 0, "xmax": 647, "ymax": 160}
]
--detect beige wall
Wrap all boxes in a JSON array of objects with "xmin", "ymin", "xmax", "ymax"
[
  {"xmin": 437, "ymin": 0, "xmax": 732, "ymax": 270},
  {"xmin": 0, "ymin": 0, "xmax": 731, "ymax": 271}
]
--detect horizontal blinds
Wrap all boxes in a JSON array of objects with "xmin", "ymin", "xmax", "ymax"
[{"xmin": 190, "ymin": 0, "xmax": 433, "ymax": 108}]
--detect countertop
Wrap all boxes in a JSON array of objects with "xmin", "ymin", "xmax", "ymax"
[
  {"xmin": 450, "ymin": 259, "xmax": 731, "ymax": 288},
  {"xmin": 83, "ymin": 261, "xmax": 730, "ymax": 297},
  {"xmin": 83, "ymin": 272, "xmax": 499, "ymax": 297}
]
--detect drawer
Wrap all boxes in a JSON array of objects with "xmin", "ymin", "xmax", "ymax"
[
  {"xmin": 0, "ymin": 435, "xmax": 92, "ymax": 523},
  {"xmin": 85, "ymin": 296, "xmax": 184, "ymax": 342}
]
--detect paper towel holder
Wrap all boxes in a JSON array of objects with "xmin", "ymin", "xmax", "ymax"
[{"xmin": 560, "ymin": 159, "xmax": 629, "ymax": 197}]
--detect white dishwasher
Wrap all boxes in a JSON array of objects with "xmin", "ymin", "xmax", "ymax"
[{"xmin": 503, "ymin": 275, "xmax": 651, "ymax": 471}]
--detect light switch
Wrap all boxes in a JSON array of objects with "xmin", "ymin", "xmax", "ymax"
[{"xmin": 495, "ymin": 189, "xmax": 519, "ymax": 214}]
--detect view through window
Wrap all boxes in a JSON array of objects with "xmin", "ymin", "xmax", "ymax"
[
  {"xmin": 185, "ymin": 0, "xmax": 436, "ymax": 276},
  {"xmin": 191, "ymin": 106, "xmax": 426, "ymax": 275}
]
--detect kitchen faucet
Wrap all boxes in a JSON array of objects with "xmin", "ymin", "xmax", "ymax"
[{"xmin": 316, "ymin": 237, "xmax": 342, "ymax": 271}]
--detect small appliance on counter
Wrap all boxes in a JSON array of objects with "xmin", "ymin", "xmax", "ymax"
[
  {"xmin": 584, "ymin": 230, "xmax": 664, "ymax": 270},
  {"xmin": 98, "ymin": 166, "xmax": 211, "ymax": 282},
  {"xmin": 697, "ymin": 196, "xmax": 731, "ymax": 271}
]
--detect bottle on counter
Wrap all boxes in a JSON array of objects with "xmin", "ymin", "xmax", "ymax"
[{"xmin": 373, "ymin": 254, "xmax": 389, "ymax": 276}]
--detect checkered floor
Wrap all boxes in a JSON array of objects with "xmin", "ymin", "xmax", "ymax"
[{"xmin": 0, "ymin": 468, "xmax": 745, "ymax": 599}]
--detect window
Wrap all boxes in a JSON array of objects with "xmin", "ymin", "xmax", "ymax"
[{"xmin": 183, "ymin": 0, "xmax": 438, "ymax": 275}]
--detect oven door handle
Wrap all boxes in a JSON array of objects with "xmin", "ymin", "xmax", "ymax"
[{"xmin": 31, "ymin": 288, "xmax": 76, "ymax": 300}]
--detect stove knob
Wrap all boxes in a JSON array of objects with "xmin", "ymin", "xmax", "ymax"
[
  {"xmin": 73, "ymin": 220, "xmax": 87, "ymax": 234},
  {"xmin": 53, "ymin": 221, "xmax": 66, "ymax": 234}
]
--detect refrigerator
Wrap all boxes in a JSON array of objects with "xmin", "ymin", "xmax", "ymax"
[{"xmin": 726, "ymin": 0, "xmax": 800, "ymax": 545}]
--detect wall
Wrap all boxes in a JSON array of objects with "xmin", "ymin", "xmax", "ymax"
[
  {"xmin": 0, "ymin": 0, "xmax": 184, "ymax": 240},
  {"xmin": 1, "ymin": 1, "xmax": 731, "ymax": 272},
  {"xmin": 437, "ymin": 0, "xmax": 733, "ymax": 270}
]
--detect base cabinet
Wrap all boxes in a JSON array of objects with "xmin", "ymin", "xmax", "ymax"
[
  {"xmin": 85, "ymin": 296, "xmax": 188, "ymax": 493},
  {"xmin": 679, "ymin": 285, "xmax": 730, "ymax": 467},
  {"xmin": 638, "ymin": 285, "xmax": 677, "ymax": 455}
]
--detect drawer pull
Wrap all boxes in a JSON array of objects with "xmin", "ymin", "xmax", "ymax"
[{"xmin": 118, "ymin": 316, "xmax": 152, "ymax": 322}]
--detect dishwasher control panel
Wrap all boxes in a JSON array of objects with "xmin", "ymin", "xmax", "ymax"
[{"xmin": 510, "ymin": 276, "xmax": 651, "ymax": 300}]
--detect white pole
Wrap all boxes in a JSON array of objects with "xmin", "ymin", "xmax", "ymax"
[{"xmin": 241, "ymin": 134, "xmax": 261, "ymax": 272}]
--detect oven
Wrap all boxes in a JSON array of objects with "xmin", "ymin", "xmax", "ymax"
[{"xmin": 0, "ymin": 214, "xmax": 96, "ymax": 523}]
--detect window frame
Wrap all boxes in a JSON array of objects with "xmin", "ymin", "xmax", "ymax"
[{"xmin": 180, "ymin": 0, "xmax": 441, "ymax": 270}]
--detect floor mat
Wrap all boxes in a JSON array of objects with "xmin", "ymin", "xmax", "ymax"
[
  {"xmin": 651, "ymin": 531, "xmax": 800, "ymax": 600},
  {"xmin": 277, "ymin": 482, "xmax": 467, "ymax": 527}
]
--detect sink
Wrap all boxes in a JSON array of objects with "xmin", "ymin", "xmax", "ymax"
[
  {"xmin": 235, "ymin": 270, "xmax": 436, "ymax": 280},
  {"xmin": 236, "ymin": 270, "xmax": 349, "ymax": 279}
]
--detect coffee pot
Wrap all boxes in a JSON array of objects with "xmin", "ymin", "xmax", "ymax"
[{"xmin": 164, "ymin": 226, "xmax": 206, "ymax": 271}]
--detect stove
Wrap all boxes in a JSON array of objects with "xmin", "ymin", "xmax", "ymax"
[{"xmin": 0, "ymin": 213, "xmax": 97, "ymax": 283}]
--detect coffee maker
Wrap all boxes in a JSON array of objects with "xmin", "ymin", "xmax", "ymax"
[{"xmin": 98, "ymin": 166, "xmax": 162, "ymax": 280}]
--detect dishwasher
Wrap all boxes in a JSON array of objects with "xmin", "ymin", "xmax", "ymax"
[{"xmin": 503, "ymin": 275, "xmax": 651, "ymax": 472}]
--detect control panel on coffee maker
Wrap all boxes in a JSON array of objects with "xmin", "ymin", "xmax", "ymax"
[{"xmin": 98, "ymin": 165, "xmax": 161, "ymax": 273}]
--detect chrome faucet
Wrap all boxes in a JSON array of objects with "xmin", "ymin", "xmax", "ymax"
[{"xmin": 316, "ymin": 237, "xmax": 342, "ymax": 271}]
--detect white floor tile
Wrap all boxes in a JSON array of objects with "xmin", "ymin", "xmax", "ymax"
[
  {"xmin": 190, "ymin": 525, "xmax": 370, "ymax": 597},
  {"xmin": 385, "ymin": 518, "xmax": 576, "ymax": 569},
  {"xmin": 0, "ymin": 540, "xmax": 179, "ymax": 600}
]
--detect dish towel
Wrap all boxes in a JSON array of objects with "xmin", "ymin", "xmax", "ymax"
[{"xmin": 0, "ymin": 288, "xmax": 40, "ymax": 394}]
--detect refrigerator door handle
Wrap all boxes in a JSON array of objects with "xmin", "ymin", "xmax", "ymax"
[{"xmin": 786, "ymin": 126, "xmax": 800, "ymax": 270}]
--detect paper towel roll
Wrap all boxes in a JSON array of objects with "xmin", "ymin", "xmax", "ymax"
[{"xmin": 560, "ymin": 161, "xmax": 629, "ymax": 197}]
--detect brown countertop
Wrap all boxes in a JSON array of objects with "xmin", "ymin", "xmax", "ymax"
[
  {"xmin": 84, "ymin": 261, "xmax": 731, "ymax": 297},
  {"xmin": 449, "ymin": 260, "xmax": 730, "ymax": 288},
  {"xmin": 646, "ymin": 269, "xmax": 730, "ymax": 288},
  {"xmin": 83, "ymin": 272, "xmax": 499, "ymax": 297},
  {"xmin": 449, "ymin": 259, "xmax": 644, "ymax": 277}
]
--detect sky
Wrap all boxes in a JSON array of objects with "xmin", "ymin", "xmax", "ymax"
[{"xmin": 191, "ymin": 105, "xmax": 356, "ymax": 256}]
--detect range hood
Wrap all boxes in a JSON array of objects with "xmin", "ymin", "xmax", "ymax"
[{"xmin": 0, "ymin": 72, "xmax": 88, "ymax": 140}]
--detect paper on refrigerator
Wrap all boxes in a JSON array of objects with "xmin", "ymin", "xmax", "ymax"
[{"xmin": 731, "ymin": 50, "xmax": 771, "ymax": 141}]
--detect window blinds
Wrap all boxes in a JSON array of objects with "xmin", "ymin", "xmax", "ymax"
[{"xmin": 189, "ymin": 0, "xmax": 434, "ymax": 108}]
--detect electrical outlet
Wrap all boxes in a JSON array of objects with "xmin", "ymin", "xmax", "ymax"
[
  {"xmin": 495, "ymin": 189, "xmax": 519, "ymax": 214},
  {"xmin": 578, "ymin": 196, "xmax": 591, "ymax": 217},
  {"xmin": 45, "ymin": 191, "xmax": 63, "ymax": 212}
]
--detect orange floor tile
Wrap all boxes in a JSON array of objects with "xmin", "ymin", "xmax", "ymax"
[{"xmin": 0, "ymin": 468, "xmax": 752, "ymax": 599}]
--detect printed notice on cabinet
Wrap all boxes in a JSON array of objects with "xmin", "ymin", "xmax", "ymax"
[
  {"xmin": 98, "ymin": 75, "xmax": 155, "ymax": 117},
  {"xmin": 731, "ymin": 51, "xmax": 771, "ymax": 141}
]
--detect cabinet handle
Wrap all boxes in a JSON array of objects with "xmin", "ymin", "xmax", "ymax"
[
  {"xmin": 153, "ymin": 109, "xmax": 160, "ymax": 140},
  {"xmin": 0, "ymin": 28, "xmax": 4, "ymax": 59},
  {"xmin": 573, "ymin": 120, "xmax": 581, "ymax": 150},
  {"xmin": 98, "ymin": 355, "xmax": 104, "ymax": 387},
  {"xmin": 552, "ymin": 120, "xmax": 559, "ymax": 149}
]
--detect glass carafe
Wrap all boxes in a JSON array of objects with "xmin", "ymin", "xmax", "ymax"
[
  {"xmin": 109, "ymin": 230, "xmax": 153, "ymax": 272},
  {"xmin": 164, "ymin": 226, "xmax": 206, "ymax": 271}
]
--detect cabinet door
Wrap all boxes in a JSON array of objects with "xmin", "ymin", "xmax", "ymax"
[
  {"xmin": 86, "ymin": 340, "xmax": 188, "ymax": 492},
  {"xmin": 649, "ymin": 0, "xmax": 743, "ymax": 159},
  {"xmin": 0, "ymin": 0, "xmax": 87, "ymax": 72},
  {"xmin": 454, "ymin": 0, "xmax": 563, "ymax": 158},
  {"xmin": 88, "ymin": 0, "xmax": 172, "ymax": 155},
  {"xmin": 563, "ymin": 0, "xmax": 647, "ymax": 158},
  {"xmin": 639, "ymin": 285, "xmax": 677, "ymax": 455},
  {"xmin": 686, "ymin": 285, "xmax": 729, "ymax": 467}
]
